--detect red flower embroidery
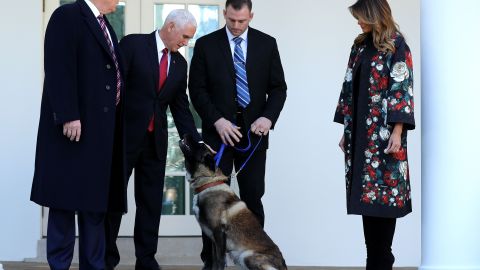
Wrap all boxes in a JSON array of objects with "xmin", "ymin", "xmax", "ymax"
[
  {"xmin": 384, "ymin": 171, "xmax": 399, "ymax": 187},
  {"xmin": 396, "ymin": 197, "xmax": 404, "ymax": 208},
  {"xmin": 406, "ymin": 51, "xmax": 413, "ymax": 69},
  {"xmin": 367, "ymin": 166, "xmax": 376, "ymax": 178},
  {"xmin": 378, "ymin": 77, "xmax": 388, "ymax": 89},
  {"xmin": 385, "ymin": 178, "xmax": 398, "ymax": 187},
  {"xmin": 367, "ymin": 123, "xmax": 377, "ymax": 137},
  {"xmin": 394, "ymin": 100, "xmax": 407, "ymax": 111},
  {"xmin": 393, "ymin": 148, "xmax": 407, "ymax": 160},
  {"xmin": 362, "ymin": 194, "xmax": 371, "ymax": 204},
  {"xmin": 371, "ymin": 107, "xmax": 381, "ymax": 117},
  {"xmin": 382, "ymin": 195, "xmax": 389, "ymax": 204}
]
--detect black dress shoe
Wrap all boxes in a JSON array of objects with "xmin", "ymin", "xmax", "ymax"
[
  {"xmin": 135, "ymin": 257, "xmax": 162, "ymax": 270},
  {"xmin": 201, "ymin": 262, "xmax": 212, "ymax": 270}
]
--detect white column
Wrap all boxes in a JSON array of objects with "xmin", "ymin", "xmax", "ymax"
[{"xmin": 421, "ymin": 1, "xmax": 480, "ymax": 270}]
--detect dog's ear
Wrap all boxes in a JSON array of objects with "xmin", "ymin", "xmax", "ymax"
[{"xmin": 200, "ymin": 144, "xmax": 217, "ymax": 172}]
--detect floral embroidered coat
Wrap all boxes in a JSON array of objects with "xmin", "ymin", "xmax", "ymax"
[{"xmin": 334, "ymin": 33, "xmax": 415, "ymax": 218}]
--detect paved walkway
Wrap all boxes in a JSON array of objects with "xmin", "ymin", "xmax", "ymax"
[{"xmin": 1, "ymin": 262, "xmax": 417, "ymax": 270}]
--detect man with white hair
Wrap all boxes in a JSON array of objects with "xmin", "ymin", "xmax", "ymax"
[{"xmin": 104, "ymin": 9, "xmax": 201, "ymax": 270}]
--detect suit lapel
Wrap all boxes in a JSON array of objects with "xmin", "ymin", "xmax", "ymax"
[
  {"xmin": 217, "ymin": 28, "xmax": 236, "ymax": 82},
  {"xmin": 245, "ymin": 28, "xmax": 256, "ymax": 81},
  {"xmin": 78, "ymin": 0, "xmax": 113, "ymax": 60},
  {"xmin": 148, "ymin": 31, "xmax": 160, "ymax": 95}
]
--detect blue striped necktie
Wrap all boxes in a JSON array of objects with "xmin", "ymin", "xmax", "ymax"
[{"xmin": 233, "ymin": 37, "xmax": 250, "ymax": 108}]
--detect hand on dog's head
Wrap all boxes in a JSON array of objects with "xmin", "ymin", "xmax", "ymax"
[{"xmin": 179, "ymin": 134, "xmax": 216, "ymax": 177}]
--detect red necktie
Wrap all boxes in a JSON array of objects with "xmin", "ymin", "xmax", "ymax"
[{"xmin": 148, "ymin": 48, "xmax": 169, "ymax": 132}]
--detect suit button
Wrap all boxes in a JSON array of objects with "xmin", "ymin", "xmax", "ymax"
[
  {"xmin": 105, "ymin": 85, "xmax": 111, "ymax": 90},
  {"xmin": 106, "ymin": 64, "xmax": 111, "ymax": 69},
  {"xmin": 104, "ymin": 107, "xmax": 109, "ymax": 113}
]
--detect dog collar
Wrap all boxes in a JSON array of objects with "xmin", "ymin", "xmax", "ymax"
[{"xmin": 194, "ymin": 178, "xmax": 227, "ymax": 194}]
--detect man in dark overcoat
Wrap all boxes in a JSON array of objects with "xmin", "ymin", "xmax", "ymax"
[{"xmin": 30, "ymin": 0, "xmax": 126, "ymax": 269}]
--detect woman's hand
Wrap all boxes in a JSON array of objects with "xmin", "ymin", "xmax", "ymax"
[
  {"xmin": 339, "ymin": 134, "xmax": 345, "ymax": 153},
  {"xmin": 385, "ymin": 123, "xmax": 403, "ymax": 154}
]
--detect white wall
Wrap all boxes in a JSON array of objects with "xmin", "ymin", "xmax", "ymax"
[
  {"xmin": 0, "ymin": 0, "xmax": 43, "ymax": 261},
  {"xmin": 0, "ymin": 0, "xmax": 420, "ymax": 266},
  {"xmin": 421, "ymin": 1, "xmax": 480, "ymax": 269},
  {"xmin": 254, "ymin": 0, "xmax": 421, "ymax": 267}
]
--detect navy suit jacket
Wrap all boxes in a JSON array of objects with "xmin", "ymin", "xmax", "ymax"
[
  {"xmin": 189, "ymin": 27, "xmax": 287, "ymax": 151},
  {"xmin": 120, "ymin": 31, "xmax": 201, "ymax": 160},
  {"xmin": 31, "ymin": 0, "xmax": 127, "ymax": 213}
]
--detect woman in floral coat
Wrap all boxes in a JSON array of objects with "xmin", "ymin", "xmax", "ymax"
[{"xmin": 334, "ymin": 0, "xmax": 415, "ymax": 269}]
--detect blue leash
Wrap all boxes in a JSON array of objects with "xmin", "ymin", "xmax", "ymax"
[{"xmin": 214, "ymin": 130, "xmax": 263, "ymax": 178}]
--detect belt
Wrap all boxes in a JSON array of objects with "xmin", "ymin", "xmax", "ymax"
[{"xmin": 236, "ymin": 106, "xmax": 244, "ymax": 114}]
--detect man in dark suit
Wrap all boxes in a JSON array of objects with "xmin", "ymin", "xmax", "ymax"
[
  {"xmin": 188, "ymin": 0, "xmax": 287, "ymax": 268},
  {"xmin": 104, "ymin": 10, "xmax": 202, "ymax": 270},
  {"xmin": 30, "ymin": 0, "xmax": 126, "ymax": 269}
]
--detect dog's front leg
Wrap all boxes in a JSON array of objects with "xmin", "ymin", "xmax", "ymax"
[{"xmin": 212, "ymin": 228, "xmax": 227, "ymax": 270}]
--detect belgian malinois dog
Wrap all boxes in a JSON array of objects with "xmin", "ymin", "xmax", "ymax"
[{"xmin": 179, "ymin": 134, "xmax": 287, "ymax": 270}]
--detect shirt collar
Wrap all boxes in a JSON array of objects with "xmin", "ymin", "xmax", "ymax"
[
  {"xmin": 226, "ymin": 26, "xmax": 249, "ymax": 43},
  {"xmin": 85, "ymin": 0, "xmax": 101, "ymax": 18},
  {"xmin": 155, "ymin": 30, "xmax": 168, "ymax": 54}
]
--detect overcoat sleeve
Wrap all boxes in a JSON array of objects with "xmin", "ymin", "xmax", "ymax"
[
  {"xmin": 386, "ymin": 37, "xmax": 415, "ymax": 130},
  {"xmin": 334, "ymin": 45, "xmax": 356, "ymax": 124},
  {"xmin": 44, "ymin": 8, "xmax": 80, "ymax": 125}
]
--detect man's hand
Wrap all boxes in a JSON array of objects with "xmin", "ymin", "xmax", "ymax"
[
  {"xmin": 250, "ymin": 117, "xmax": 272, "ymax": 136},
  {"xmin": 63, "ymin": 120, "xmax": 81, "ymax": 142},
  {"xmin": 214, "ymin": 118, "xmax": 242, "ymax": 146}
]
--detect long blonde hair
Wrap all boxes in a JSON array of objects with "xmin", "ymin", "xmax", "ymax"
[{"xmin": 349, "ymin": 0, "xmax": 400, "ymax": 53}]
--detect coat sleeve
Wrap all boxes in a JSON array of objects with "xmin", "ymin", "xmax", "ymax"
[
  {"xmin": 386, "ymin": 37, "xmax": 415, "ymax": 130},
  {"xmin": 170, "ymin": 63, "xmax": 202, "ymax": 143},
  {"xmin": 262, "ymin": 39, "xmax": 287, "ymax": 129},
  {"xmin": 188, "ymin": 39, "xmax": 223, "ymax": 128},
  {"xmin": 334, "ymin": 45, "xmax": 355, "ymax": 125},
  {"xmin": 44, "ymin": 8, "xmax": 79, "ymax": 125}
]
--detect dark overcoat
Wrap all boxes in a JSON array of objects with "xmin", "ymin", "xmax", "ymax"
[
  {"xmin": 334, "ymin": 33, "xmax": 415, "ymax": 218},
  {"xmin": 31, "ymin": 0, "xmax": 127, "ymax": 213}
]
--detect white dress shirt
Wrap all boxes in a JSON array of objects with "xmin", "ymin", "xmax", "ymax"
[
  {"xmin": 155, "ymin": 30, "xmax": 171, "ymax": 75},
  {"xmin": 226, "ymin": 27, "xmax": 248, "ymax": 59},
  {"xmin": 85, "ymin": 0, "xmax": 113, "ymax": 45}
]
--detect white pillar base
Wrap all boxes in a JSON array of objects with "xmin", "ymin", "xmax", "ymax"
[{"xmin": 420, "ymin": 267, "xmax": 480, "ymax": 270}]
